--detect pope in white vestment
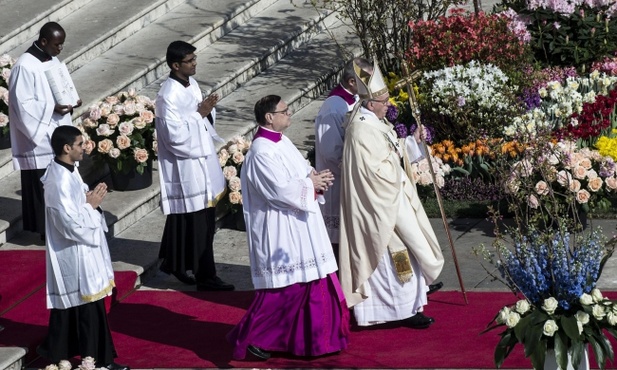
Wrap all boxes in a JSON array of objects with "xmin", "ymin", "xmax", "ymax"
[
  {"xmin": 339, "ymin": 61, "xmax": 445, "ymax": 327},
  {"xmin": 227, "ymin": 95, "xmax": 348, "ymax": 361}
]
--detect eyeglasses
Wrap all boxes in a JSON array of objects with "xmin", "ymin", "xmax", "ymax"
[
  {"xmin": 370, "ymin": 97, "xmax": 390, "ymax": 105},
  {"xmin": 180, "ymin": 56, "xmax": 197, "ymax": 64},
  {"xmin": 269, "ymin": 107, "xmax": 292, "ymax": 116}
]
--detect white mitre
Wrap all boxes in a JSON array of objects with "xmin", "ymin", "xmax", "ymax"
[{"xmin": 354, "ymin": 60, "xmax": 388, "ymax": 100}]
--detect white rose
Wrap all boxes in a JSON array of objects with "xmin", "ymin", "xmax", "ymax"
[
  {"xmin": 118, "ymin": 121, "xmax": 134, "ymax": 136},
  {"xmin": 592, "ymin": 304, "xmax": 606, "ymax": 320},
  {"xmin": 45, "ymin": 365, "xmax": 59, "ymax": 370},
  {"xmin": 575, "ymin": 310, "xmax": 590, "ymax": 325},
  {"xmin": 505, "ymin": 312, "xmax": 521, "ymax": 328},
  {"xmin": 228, "ymin": 176, "xmax": 241, "ymax": 192},
  {"xmin": 577, "ymin": 320, "xmax": 584, "ymax": 334},
  {"xmin": 81, "ymin": 356, "xmax": 96, "ymax": 370},
  {"xmin": 591, "ymin": 288, "xmax": 604, "ymax": 303},
  {"xmin": 528, "ymin": 194, "xmax": 539, "ymax": 209},
  {"xmin": 496, "ymin": 306, "xmax": 511, "ymax": 324},
  {"xmin": 515, "ymin": 299, "xmax": 531, "ymax": 314},
  {"xmin": 580, "ymin": 293, "xmax": 594, "ymax": 305},
  {"xmin": 0, "ymin": 54, "xmax": 12, "ymax": 67},
  {"xmin": 222, "ymin": 166, "xmax": 237, "ymax": 180},
  {"xmin": 58, "ymin": 360, "xmax": 72, "ymax": 370},
  {"xmin": 543, "ymin": 319, "xmax": 559, "ymax": 337},
  {"xmin": 1, "ymin": 68, "xmax": 10, "ymax": 82},
  {"xmin": 542, "ymin": 297, "xmax": 559, "ymax": 315},
  {"xmin": 0, "ymin": 112, "xmax": 8, "ymax": 127},
  {"xmin": 607, "ymin": 311, "xmax": 617, "ymax": 326},
  {"xmin": 96, "ymin": 124, "xmax": 114, "ymax": 137}
]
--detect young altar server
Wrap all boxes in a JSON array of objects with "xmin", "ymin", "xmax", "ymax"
[
  {"xmin": 8, "ymin": 21, "xmax": 80, "ymax": 239},
  {"xmin": 37, "ymin": 125, "xmax": 128, "ymax": 370},
  {"xmin": 155, "ymin": 40, "xmax": 234, "ymax": 291},
  {"xmin": 227, "ymin": 95, "xmax": 349, "ymax": 361}
]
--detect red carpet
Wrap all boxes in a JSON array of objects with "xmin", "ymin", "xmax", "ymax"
[
  {"xmin": 89, "ymin": 290, "xmax": 613, "ymax": 369},
  {"xmin": 0, "ymin": 250, "xmax": 46, "ymax": 315}
]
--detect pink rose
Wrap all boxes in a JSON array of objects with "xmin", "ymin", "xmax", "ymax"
[
  {"xmin": 113, "ymin": 104, "xmax": 125, "ymax": 116},
  {"xmin": 229, "ymin": 191, "xmax": 242, "ymax": 204},
  {"xmin": 116, "ymin": 134, "xmax": 131, "ymax": 150},
  {"xmin": 106, "ymin": 113, "xmax": 120, "ymax": 128},
  {"xmin": 133, "ymin": 148, "xmax": 149, "ymax": 163},
  {"xmin": 89, "ymin": 106, "xmax": 102, "ymax": 121},
  {"xmin": 528, "ymin": 194, "xmax": 539, "ymax": 209},
  {"xmin": 84, "ymin": 139, "xmax": 96, "ymax": 155},
  {"xmin": 1, "ymin": 89, "xmax": 8, "ymax": 105},
  {"xmin": 118, "ymin": 121, "xmax": 134, "ymax": 136},
  {"xmin": 108, "ymin": 148, "xmax": 121, "ymax": 159},
  {"xmin": 222, "ymin": 166, "xmax": 237, "ymax": 180},
  {"xmin": 557, "ymin": 170, "xmax": 572, "ymax": 187},
  {"xmin": 579, "ymin": 158, "xmax": 593, "ymax": 170},
  {"xmin": 227, "ymin": 144, "xmax": 239, "ymax": 154},
  {"xmin": 606, "ymin": 176, "xmax": 617, "ymax": 191},
  {"xmin": 568, "ymin": 179, "xmax": 581, "ymax": 192},
  {"xmin": 228, "ymin": 176, "xmax": 241, "ymax": 192},
  {"xmin": 132, "ymin": 117, "xmax": 146, "ymax": 129},
  {"xmin": 572, "ymin": 165, "xmax": 587, "ymax": 180},
  {"xmin": 123, "ymin": 102, "xmax": 136, "ymax": 116},
  {"xmin": 1, "ymin": 68, "xmax": 10, "ymax": 82},
  {"xmin": 535, "ymin": 181, "xmax": 549, "ymax": 195},
  {"xmin": 576, "ymin": 189, "xmax": 591, "ymax": 204},
  {"xmin": 418, "ymin": 172, "xmax": 432, "ymax": 185},
  {"xmin": 0, "ymin": 112, "xmax": 8, "ymax": 127},
  {"xmin": 81, "ymin": 118, "xmax": 97, "ymax": 128},
  {"xmin": 588, "ymin": 177, "xmax": 603, "ymax": 192},
  {"xmin": 139, "ymin": 110, "xmax": 154, "ymax": 123},
  {"xmin": 105, "ymin": 95, "xmax": 119, "ymax": 105},
  {"xmin": 128, "ymin": 88, "xmax": 137, "ymax": 97},
  {"xmin": 97, "ymin": 139, "xmax": 114, "ymax": 154},
  {"xmin": 232, "ymin": 151, "xmax": 244, "ymax": 164},
  {"xmin": 0, "ymin": 54, "xmax": 12, "ymax": 67},
  {"xmin": 96, "ymin": 124, "xmax": 114, "ymax": 137}
]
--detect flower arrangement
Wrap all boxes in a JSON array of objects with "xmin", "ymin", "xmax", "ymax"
[
  {"xmin": 78, "ymin": 89, "xmax": 156, "ymax": 175},
  {"xmin": 504, "ymin": 71, "xmax": 617, "ymax": 138},
  {"xmin": 408, "ymin": 154, "xmax": 452, "ymax": 188},
  {"xmin": 478, "ymin": 225, "xmax": 617, "ymax": 369},
  {"xmin": 44, "ymin": 356, "xmax": 105, "ymax": 370},
  {"xmin": 407, "ymin": 10, "xmax": 530, "ymax": 74},
  {"xmin": 218, "ymin": 135, "xmax": 251, "ymax": 212},
  {"xmin": 0, "ymin": 53, "xmax": 15, "ymax": 137},
  {"xmin": 421, "ymin": 60, "xmax": 521, "ymax": 141},
  {"xmin": 504, "ymin": 139, "xmax": 617, "ymax": 225}
]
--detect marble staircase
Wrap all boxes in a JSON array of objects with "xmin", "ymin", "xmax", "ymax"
[{"xmin": 0, "ymin": 0, "xmax": 362, "ymax": 368}]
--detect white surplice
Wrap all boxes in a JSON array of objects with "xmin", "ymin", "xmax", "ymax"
[
  {"xmin": 155, "ymin": 76, "xmax": 226, "ymax": 215},
  {"xmin": 9, "ymin": 54, "xmax": 72, "ymax": 170},
  {"xmin": 314, "ymin": 88, "xmax": 357, "ymax": 243},
  {"xmin": 339, "ymin": 107, "xmax": 444, "ymax": 325},
  {"xmin": 41, "ymin": 160, "xmax": 115, "ymax": 309},
  {"xmin": 241, "ymin": 130, "xmax": 338, "ymax": 290}
]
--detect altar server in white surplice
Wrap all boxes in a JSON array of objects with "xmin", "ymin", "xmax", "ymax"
[
  {"xmin": 155, "ymin": 40, "xmax": 234, "ymax": 291},
  {"xmin": 37, "ymin": 126, "xmax": 128, "ymax": 370},
  {"xmin": 9, "ymin": 22, "xmax": 81, "ymax": 239},
  {"xmin": 314, "ymin": 58, "xmax": 371, "ymax": 257},
  {"xmin": 339, "ymin": 61, "xmax": 445, "ymax": 329},
  {"xmin": 227, "ymin": 95, "xmax": 349, "ymax": 361}
]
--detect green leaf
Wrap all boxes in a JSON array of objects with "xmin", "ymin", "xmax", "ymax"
[
  {"xmin": 554, "ymin": 332, "xmax": 568, "ymax": 370},
  {"xmin": 529, "ymin": 340, "xmax": 547, "ymax": 370},
  {"xmin": 570, "ymin": 340, "xmax": 585, "ymax": 370},
  {"xmin": 524, "ymin": 323, "xmax": 544, "ymax": 357},
  {"xmin": 515, "ymin": 314, "xmax": 533, "ymax": 343},
  {"xmin": 561, "ymin": 315, "xmax": 581, "ymax": 340}
]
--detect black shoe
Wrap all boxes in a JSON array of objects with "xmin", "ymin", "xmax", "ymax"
[
  {"xmin": 428, "ymin": 281, "xmax": 443, "ymax": 295},
  {"xmin": 171, "ymin": 271, "xmax": 197, "ymax": 285},
  {"xmin": 105, "ymin": 363, "xmax": 130, "ymax": 370},
  {"xmin": 196, "ymin": 276, "xmax": 235, "ymax": 291},
  {"xmin": 247, "ymin": 345, "xmax": 271, "ymax": 360},
  {"xmin": 403, "ymin": 312, "xmax": 434, "ymax": 329}
]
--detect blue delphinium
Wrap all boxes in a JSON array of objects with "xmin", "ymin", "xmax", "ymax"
[{"xmin": 500, "ymin": 228, "xmax": 606, "ymax": 310}]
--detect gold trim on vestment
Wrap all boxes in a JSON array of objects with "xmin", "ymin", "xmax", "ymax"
[
  {"xmin": 390, "ymin": 249, "xmax": 413, "ymax": 283},
  {"xmin": 81, "ymin": 279, "xmax": 116, "ymax": 303},
  {"xmin": 207, "ymin": 189, "xmax": 227, "ymax": 208}
]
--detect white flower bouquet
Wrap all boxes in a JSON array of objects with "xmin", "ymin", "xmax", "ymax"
[
  {"xmin": 78, "ymin": 88, "xmax": 157, "ymax": 175},
  {"xmin": 218, "ymin": 135, "xmax": 251, "ymax": 211},
  {"xmin": 0, "ymin": 53, "xmax": 16, "ymax": 137}
]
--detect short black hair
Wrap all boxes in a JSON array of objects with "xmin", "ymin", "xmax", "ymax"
[
  {"xmin": 39, "ymin": 22, "xmax": 65, "ymax": 41},
  {"xmin": 51, "ymin": 125, "xmax": 82, "ymax": 156},
  {"xmin": 254, "ymin": 95, "xmax": 281, "ymax": 126},
  {"xmin": 166, "ymin": 40, "xmax": 196, "ymax": 68}
]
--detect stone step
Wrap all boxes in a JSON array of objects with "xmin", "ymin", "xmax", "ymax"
[
  {"xmin": 0, "ymin": 347, "xmax": 27, "ymax": 370},
  {"xmin": 0, "ymin": 0, "xmax": 94, "ymax": 56},
  {"xmin": 3, "ymin": 0, "xmax": 187, "ymax": 73}
]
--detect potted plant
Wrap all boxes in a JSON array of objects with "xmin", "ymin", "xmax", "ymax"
[
  {"xmin": 78, "ymin": 88, "xmax": 157, "ymax": 191},
  {"xmin": 217, "ymin": 135, "xmax": 250, "ymax": 230},
  {"xmin": 0, "ymin": 53, "xmax": 15, "ymax": 149}
]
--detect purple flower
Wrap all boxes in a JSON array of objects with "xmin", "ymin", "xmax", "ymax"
[
  {"xmin": 410, "ymin": 123, "xmax": 434, "ymax": 144},
  {"xmin": 456, "ymin": 96, "xmax": 466, "ymax": 107},
  {"xmin": 394, "ymin": 123, "xmax": 408, "ymax": 138},
  {"xmin": 386, "ymin": 104, "xmax": 399, "ymax": 122}
]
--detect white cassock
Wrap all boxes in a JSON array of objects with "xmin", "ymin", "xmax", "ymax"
[
  {"xmin": 314, "ymin": 85, "xmax": 357, "ymax": 244},
  {"xmin": 241, "ymin": 127, "xmax": 338, "ymax": 289},
  {"xmin": 155, "ymin": 76, "xmax": 226, "ymax": 215},
  {"xmin": 9, "ymin": 54, "xmax": 72, "ymax": 170},
  {"xmin": 339, "ymin": 107, "xmax": 444, "ymax": 326},
  {"xmin": 41, "ymin": 160, "xmax": 115, "ymax": 309}
]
